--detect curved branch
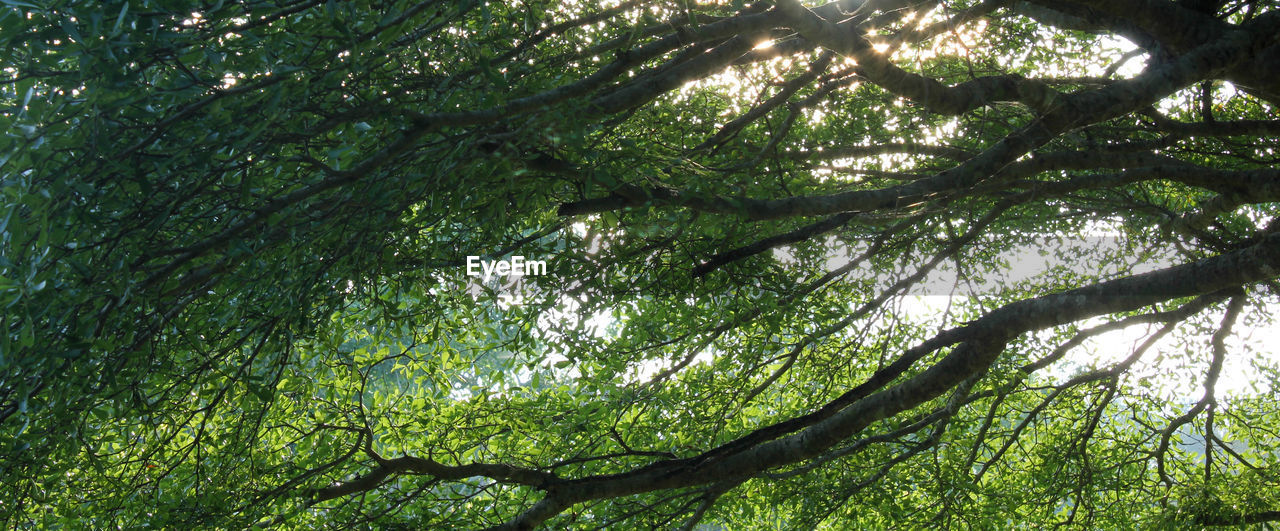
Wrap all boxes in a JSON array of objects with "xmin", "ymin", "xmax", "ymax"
[
  {"xmin": 480, "ymin": 223, "xmax": 1280, "ymax": 529},
  {"xmin": 560, "ymin": 21, "xmax": 1272, "ymax": 222},
  {"xmin": 775, "ymin": 0, "xmax": 1064, "ymax": 115}
]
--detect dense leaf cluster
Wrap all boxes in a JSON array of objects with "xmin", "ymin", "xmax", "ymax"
[{"xmin": 2, "ymin": 0, "xmax": 1279, "ymax": 528}]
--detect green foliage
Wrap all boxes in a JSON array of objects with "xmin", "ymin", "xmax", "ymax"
[{"xmin": 3, "ymin": 0, "xmax": 1280, "ymax": 528}]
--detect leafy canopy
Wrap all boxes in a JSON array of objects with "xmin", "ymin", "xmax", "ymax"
[{"xmin": 2, "ymin": 0, "xmax": 1280, "ymax": 528}]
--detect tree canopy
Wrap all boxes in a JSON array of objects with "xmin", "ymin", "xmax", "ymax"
[{"xmin": 3, "ymin": 0, "xmax": 1280, "ymax": 528}]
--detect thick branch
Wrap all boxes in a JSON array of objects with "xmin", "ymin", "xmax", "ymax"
[
  {"xmin": 775, "ymin": 0, "xmax": 1063, "ymax": 115},
  {"xmin": 491, "ymin": 223, "xmax": 1280, "ymax": 529},
  {"xmin": 561, "ymin": 25, "xmax": 1269, "ymax": 221}
]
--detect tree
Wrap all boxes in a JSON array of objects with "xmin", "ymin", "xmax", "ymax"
[{"xmin": 3, "ymin": 0, "xmax": 1280, "ymax": 527}]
